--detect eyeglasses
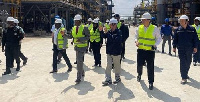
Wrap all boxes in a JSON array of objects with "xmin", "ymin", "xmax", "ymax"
[{"xmin": 110, "ymin": 23, "xmax": 116, "ymax": 26}]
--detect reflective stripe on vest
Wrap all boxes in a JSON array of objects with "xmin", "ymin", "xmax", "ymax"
[
  {"xmin": 138, "ymin": 24, "xmax": 156, "ymax": 50},
  {"xmin": 192, "ymin": 24, "xmax": 200, "ymax": 40},
  {"xmin": 117, "ymin": 22, "xmax": 122, "ymax": 29},
  {"xmin": 72, "ymin": 25, "xmax": 88, "ymax": 47},
  {"xmin": 57, "ymin": 27, "xmax": 68, "ymax": 49},
  {"xmin": 87, "ymin": 24, "xmax": 93, "ymax": 30},
  {"xmin": 90, "ymin": 28, "xmax": 100, "ymax": 42}
]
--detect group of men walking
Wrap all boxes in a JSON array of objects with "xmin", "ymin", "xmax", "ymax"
[
  {"xmin": 1, "ymin": 17, "xmax": 28, "ymax": 75},
  {"xmin": 1, "ymin": 12, "xmax": 200, "ymax": 91}
]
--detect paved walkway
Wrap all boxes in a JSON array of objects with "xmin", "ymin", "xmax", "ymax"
[{"xmin": 0, "ymin": 26, "xmax": 200, "ymax": 102}]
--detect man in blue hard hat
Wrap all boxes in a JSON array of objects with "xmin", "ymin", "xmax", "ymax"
[{"xmin": 161, "ymin": 18, "xmax": 173, "ymax": 55}]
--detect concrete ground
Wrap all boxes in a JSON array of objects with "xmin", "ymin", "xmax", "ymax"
[{"xmin": 0, "ymin": 26, "xmax": 200, "ymax": 102}]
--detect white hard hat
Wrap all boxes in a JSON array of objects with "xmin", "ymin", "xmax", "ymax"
[
  {"xmin": 14, "ymin": 19, "xmax": 19, "ymax": 23},
  {"xmin": 179, "ymin": 15, "xmax": 189, "ymax": 21},
  {"xmin": 96, "ymin": 17, "xmax": 99, "ymax": 21},
  {"xmin": 6, "ymin": 17, "xmax": 15, "ymax": 22},
  {"xmin": 74, "ymin": 14, "xmax": 82, "ymax": 21},
  {"xmin": 55, "ymin": 19, "xmax": 62, "ymax": 24},
  {"xmin": 88, "ymin": 18, "xmax": 92, "ymax": 22},
  {"xmin": 93, "ymin": 19, "xmax": 99, "ymax": 23},
  {"xmin": 109, "ymin": 18, "xmax": 118, "ymax": 24},
  {"xmin": 106, "ymin": 19, "xmax": 109, "ymax": 23},
  {"xmin": 120, "ymin": 17, "xmax": 125, "ymax": 21},
  {"xmin": 194, "ymin": 17, "xmax": 200, "ymax": 21},
  {"xmin": 140, "ymin": 12, "xmax": 151, "ymax": 20}
]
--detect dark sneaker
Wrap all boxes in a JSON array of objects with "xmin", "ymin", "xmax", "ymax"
[
  {"xmin": 50, "ymin": 70, "xmax": 57, "ymax": 73},
  {"xmin": 181, "ymin": 79, "xmax": 187, "ymax": 84},
  {"xmin": 149, "ymin": 83, "xmax": 154, "ymax": 90},
  {"xmin": 74, "ymin": 61, "xmax": 77, "ymax": 64},
  {"xmin": 113, "ymin": 78, "xmax": 121, "ymax": 84},
  {"xmin": 98, "ymin": 64, "xmax": 102, "ymax": 67},
  {"xmin": 67, "ymin": 68, "xmax": 72, "ymax": 72},
  {"xmin": 194, "ymin": 62, "xmax": 197, "ymax": 66},
  {"xmin": 102, "ymin": 80, "xmax": 112, "ymax": 86},
  {"xmin": 75, "ymin": 79, "xmax": 81, "ymax": 83},
  {"xmin": 2, "ymin": 71, "xmax": 11, "ymax": 75},
  {"xmin": 137, "ymin": 75, "xmax": 141, "ymax": 82},
  {"xmin": 169, "ymin": 53, "xmax": 172, "ymax": 56},
  {"xmin": 23, "ymin": 58, "xmax": 28, "ymax": 65},
  {"xmin": 92, "ymin": 64, "xmax": 98, "ymax": 67},
  {"xmin": 16, "ymin": 68, "xmax": 20, "ymax": 71}
]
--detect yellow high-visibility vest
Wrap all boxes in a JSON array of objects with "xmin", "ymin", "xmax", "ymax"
[
  {"xmin": 138, "ymin": 24, "xmax": 156, "ymax": 50},
  {"xmin": 117, "ymin": 22, "xmax": 122, "ymax": 29},
  {"xmin": 72, "ymin": 25, "xmax": 88, "ymax": 47},
  {"xmin": 105, "ymin": 23, "xmax": 110, "ymax": 30},
  {"xmin": 90, "ymin": 28, "xmax": 100, "ymax": 42},
  {"xmin": 192, "ymin": 24, "xmax": 200, "ymax": 40},
  {"xmin": 57, "ymin": 27, "xmax": 68, "ymax": 49}
]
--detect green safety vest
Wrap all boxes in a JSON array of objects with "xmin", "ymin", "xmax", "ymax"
[
  {"xmin": 117, "ymin": 22, "xmax": 122, "ymax": 29},
  {"xmin": 105, "ymin": 23, "xmax": 110, "ymax": 30},
  {"xmin": 192, "ymin": 24, "xmax": 200, "ymax": 40},
  {"xmin": 57, "ymin": 27, "xmax": 68, "ymax": 49},
  {"xmin": 138, "ymin": 24, "xmax": 156, "ymax": 50},
  {"xmin": 86, "ymin": 23, "xmax": 93, "ymax": 31},
  {"xmin": 99, "ymin": 21, "xmax": 102, "ymax": 26},
  {"xmin": 72, "ymin": 25, "xmax": 88, "ymax": 48},
  {"xmin": 90, "ymin": 28, "xmax": 100, "ymax": 42}
]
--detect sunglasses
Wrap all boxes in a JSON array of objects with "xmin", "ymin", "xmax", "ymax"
[{"xmin": 110, "ymin": 23, "xmax": 116, "ymax": 26}]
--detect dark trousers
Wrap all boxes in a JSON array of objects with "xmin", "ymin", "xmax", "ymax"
[
  {"xmin": 162, "ymin": 36, "xmax": 171, "ymax": 53},
  {"xmin": 137, "ymin": 49, "xmax": 155, "ymax": 84},
  {"xmin": 5, "ymin": 45, "xmax": 20, "ymax": 72},
  {"xmin": 121, "ymin": 42, "xmax": 126, "ymax": 58},
  {"xmin": 91, "ymin": 41, "xmax": 101, "ymax": 65},
  {"xmin": 193, "ymin": 43, "xmax": 200, "ymax": 63},
  {"xmin": 11, "ymin": 45, "xmax": 26, "ymax": 67},
  {"xmin": 53, "ymin": 44, "xmax": 72, "ymax": 71},
  {"xmin": 178, "ymin": 47, "xmax": 193, "ymax": 79}
]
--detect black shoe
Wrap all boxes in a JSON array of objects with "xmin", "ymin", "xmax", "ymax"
[
  {"xmin": 57, "ymin": 60, "xmax": 61, "ymax": 64},
  {"xmin": 16, "ymin": 68, "xmax": 20, "ymax": 71},
  {"xmin": 181, "ymin": 79, "xmax": 187, "ymax": 84},
  {"xmin": 23, "ymin": 58, "xmax": 28, "ymax": 65},
  {"xmin": 122, "ymin": 57, "xmax": 125, "ymax": 59},
  {"xmin": 92, "ymin": 64, "xmax": 98, "ymax": 67},
  {"xmin": 50, "ymin": 70, "xmax": 57, "ymax": 73},
  {"xmin": 162, "ymin": 51, "xmax": 164, "ymax": 53},
  {"xmin": 67, "ymin": 68, "xmax": 72, "ymax": 72},
  {"xmin": 137, "ymin": 75, "xmax": 141, "ymax": 82},
  {"xmin": 74, "ymin": 61, "xmax": 77, "ymax": 64},
  {"xmin": 98, "ymin": 64, "xmax": 102, "ymax": 67},
  {"xmin": 194, "ymin": 62, "xmax": 197, "ymax": 66},
  {"xmin": 75, "ymin": 79, "xmax": 81, "ymax": 83},
  {"xmin": 102, "ymin": 80, "xmax": 112, "ymax": 86},
  {"xmin": 169, "ymin": 53, "xmax": 172, "ymax": 56},
  {"xmin": 2, "ymin": 71, "xmax": 11, "ymax": 75},
  {"xmin": 149, "ymin": 83, "xmax": 153, "ymax": 90},
  {"xmin": 187, "ymin": 76, "xmax": 190, "ymax": 79},
  {"xmin": 113, "ymin": 78, "xmax": 121, "ymax": 84}
]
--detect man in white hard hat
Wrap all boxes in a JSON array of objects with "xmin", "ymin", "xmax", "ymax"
[
  {"xmin": 9, "ymin": 19, "xmax": 28, "ymax": 67},
  {"xmin": 100, "ymin": 18, "xmax": 122, "ymax": 86},
  {"xmin": 135, "ymin": 12, "xmax": 162, "ymax": 90},
  {"xmin": 90, "ymin": 19, "xmax": 103, "ymax": 67},
  {"xmin": 173, "ymin": 15, "xmax": 198, "ymax": 84},
  {"xmin": 71, "ymin": 14, "xmax": 90, "ymax": 83},
  {"xmin": 2, "ymin": 17, "xmax": 24, "ymax": 75},
  {"xmin": 120, "ymin": 17, "xmax": 129, "ymax": 60},
  {"xmin": 50, "ymin": 19, "xmax": 72, "ymax": 73},
  {"xmin": 86, "ymin": 18, "xmax": 93, "ymax": 53},
  {"xmin": 192, "ymin": 17, "xmax": 200, "ymax": 66}
]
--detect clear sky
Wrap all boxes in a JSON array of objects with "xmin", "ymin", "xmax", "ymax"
[{"xmin": 112, "ymin": 0, "xmax": 151, "ymax": 16}]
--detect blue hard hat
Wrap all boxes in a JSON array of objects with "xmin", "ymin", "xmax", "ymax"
[
  {"xmin": 165, "ymin": 18, "xmax": 169, "ymax": 22},
  {"xmin": 151, "ymin": 17, "xmax": 156, "ymax": 20},
  {"xmin": 55, "ymin": 15, "xmax": 60, "ymax": 19}
]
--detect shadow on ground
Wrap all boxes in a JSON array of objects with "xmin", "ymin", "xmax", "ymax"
[
  {"xmin": 107, "ymin": 82, "xmax": 135, "ymax": 102},
  {"xmin": 61, "ymin": 81, "xmax": 95, "ymax": 95},
  {"xmin": 140, "ymin": 80, "xmax": 181, "ymax": 102}
]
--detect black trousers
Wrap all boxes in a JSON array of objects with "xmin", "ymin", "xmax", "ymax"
[
  {"xmin": 5, "ymin": 45, "xmax": 20, "ymax": 72},
  {"xmin": 53, "ymin": 44, "xmax": 72, "ymax": 71},
  {"xmin": 91, "ymin": 41, "xmax": 101, "ymax": 65},
  {"xmin": 178, "ymin": 47, "xmax": 193, "ymax": 79},
  {"xmin": 137, "ymin": 49, "xmax": 155, "ymax": 84},
  {"xmin": 11, "ymin": 45, "xmax": 26, "ymax": 67},
  {"xmin": 121, "ymin": 42, "xmax": 126, "ymax": 58}
]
